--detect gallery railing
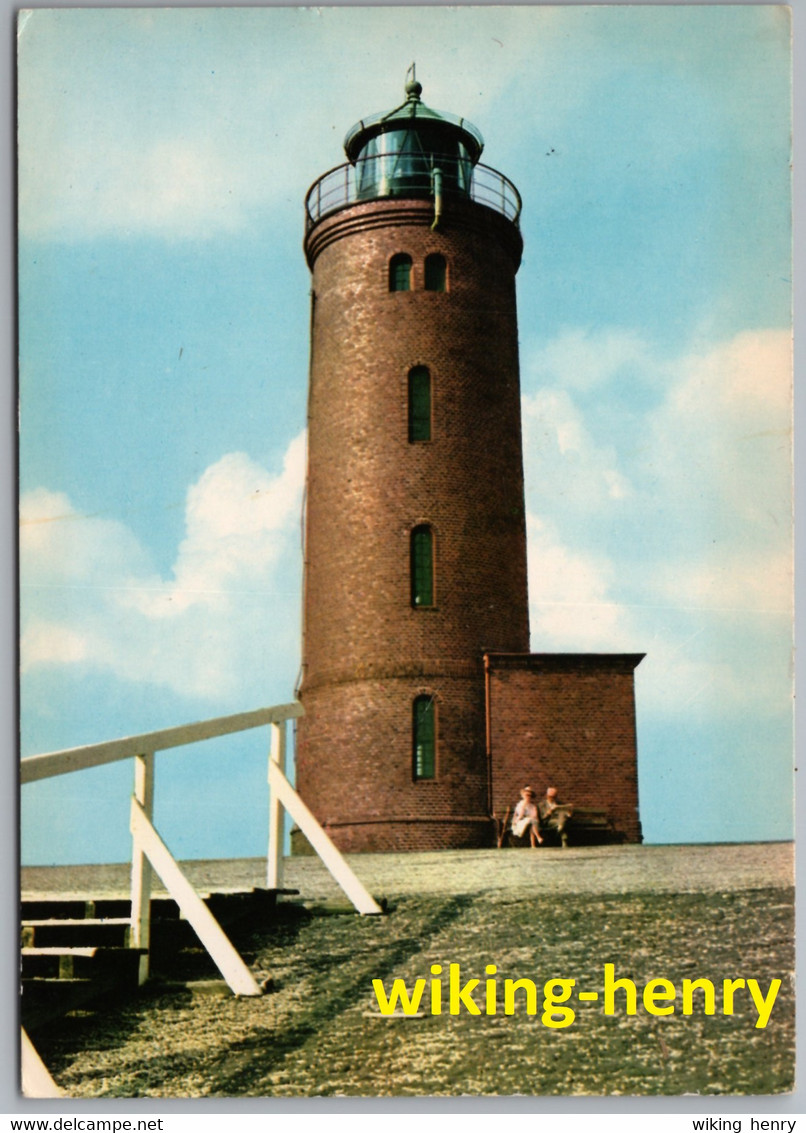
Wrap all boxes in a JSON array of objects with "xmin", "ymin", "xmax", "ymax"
[{"xmin": 305, "ymin": 152, "xmax": 522, "ymax": 230}]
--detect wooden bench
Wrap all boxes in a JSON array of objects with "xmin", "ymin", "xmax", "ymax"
[{"xmin": 496, "ymin": 805, "xmax": 624, "ymax": 848}]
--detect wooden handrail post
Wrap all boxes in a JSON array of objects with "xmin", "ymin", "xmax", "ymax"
[
  {"xmin": 21, "ymin": 1029, "xmax": 63, "ymax": 1097},
  {"xmin": 267, "ymin": 720, "xmax": 286, "ymax": 890},
  {"xmin": 268, "ymin": 760, "xmax": 383, "ymax": 915},
  {"xmin": 130, "ymin": 751, "xmax": 155, "ymax": 984},
  {"xmin": 130, "ymin": 800, "xmax": 262, "ymax": 997}
]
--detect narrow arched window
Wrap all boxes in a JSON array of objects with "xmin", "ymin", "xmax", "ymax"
[
  {"xmin": 410, "ymin": 525, "xmax": 434, "ymax": 608},
  {"xmin": 408, "ymin": 366, "xmax": 431, "ymax": 442},
  {"xmin": 424, "ymin": 253, "xmax": 447, "ymax": 292},
  {"xmin": 413, "ymin": 695, "xmax": 436, "ymax": 780},
  {"xmin": 389, "ymin": 253, "xmax": 412, "ymax": 292}
]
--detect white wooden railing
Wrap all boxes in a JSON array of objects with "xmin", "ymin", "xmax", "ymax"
[
  {"xmin": 21, "ymin": 702, "xmax": 381, "ymax": 992},
  {"xmin": 22, "ymin": 701, "xmax": 384, "ymax": 1097}
]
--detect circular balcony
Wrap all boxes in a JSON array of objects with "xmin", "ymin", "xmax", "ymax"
[{"xmin": 305, "ymin": 152, "xmax": 522, "ymax": 232}]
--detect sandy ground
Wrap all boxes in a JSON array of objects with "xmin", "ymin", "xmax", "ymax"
[
  {"xmin": 24, "ymin": 843, "xmax": 795, "ymax": 1099},
  {"xmin": 22, "ymin": 839, "xmax": 794, "ymax": 901}
]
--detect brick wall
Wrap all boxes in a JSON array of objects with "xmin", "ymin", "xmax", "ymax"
[
  {"xmin": 297, "ymin": 195, "xmax": 529, "ymax": 851},
  {"xmin": 297, "ymin": 673, "xmax": 493, "ymax": 851},
  {"xmin": 487, "ymin": 654, "xmax": 644, "ymax": 843}
]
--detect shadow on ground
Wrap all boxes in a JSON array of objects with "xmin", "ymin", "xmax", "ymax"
[{"xmin": 34, "ymin": 883, "xmax": 794, "ymax": 1098}]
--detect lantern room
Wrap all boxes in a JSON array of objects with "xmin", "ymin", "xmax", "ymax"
[{"xmin": 343, "ymin": 73, "xmax": 484, "ymax": 202}]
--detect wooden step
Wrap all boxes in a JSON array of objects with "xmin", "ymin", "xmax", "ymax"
[
  {"xmin": 21, "ymin": 918, "xmax": 131, "ymax": 948},
  {"xmin": 20, "ymin": 885, "xmax": 288, "ymax": 1005},
  {"xmin": 21, "ymin": 895, "xmax": 181, "ymax": 922},
  {"xmin": 20, "ymin": 945, "xmax": 143, "ymax": 978},
  {"xmin": 21, "ymin": 945, "xmax": 145, "ymax": 981},
  {"xmin": 20, "ymin": 899, "xmax": 91, "ymax": 921},
  {"xmin": 21, "ymin": 949, "xmax": 144, "ymax": 1032},
  {"xmin": 204, "ymin": 887, "xmax": 278, "ymax": 921},
  {"xmin": 21, "ymin": 947, "xmax": 99, "ymax": 979},
  {"xmin": 21, "ymin": 977, "xmax": 96, "ymax": 1026}
]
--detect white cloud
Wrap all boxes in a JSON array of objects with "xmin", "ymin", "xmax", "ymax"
[
  {"xmin": 648, "ymin": 329, "xmax": 792, "ymax": 534},
  {"xmin": 652, "ymin": 548, "xmax": 792, "ymax": 618},
  {"xmin": 525, "ymin": 327, "xmax": 652, "ymax": 393},
  {"xmin": 16, "ymin": 7, "xmax": 575, "ymax": 241},
  {"xmin": 20, "ymin": 488, "xmax": 155, "ymax": 584},
  {"xmin": 20, "ymin": 433, "xmax": 306, "ymax": 701},
  {"xmin": 526, "ymin": 513, "xmax": 633, "ymax": 649},
  {"xmin": 125, "ymin": 437, "xmax": 305, "ymax": 618},
  {"xmin": 522, "ymin": 327, "xmax": 792, "ymax": 720},
  {"xmin": 20, "ymin": 132, "xmax": 273, "ymax": 241},
  {"xmin": 22, "ymin": 622, "xmax": 92, "ymax": 668},
  {"xmin": 522, "ymin": 387, "xmax": 633, "ymax": 517}
]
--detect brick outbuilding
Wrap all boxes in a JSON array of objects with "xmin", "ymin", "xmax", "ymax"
[{"xmin": 485, "ymin": 653, "xmax": 643, "ymax": 843}]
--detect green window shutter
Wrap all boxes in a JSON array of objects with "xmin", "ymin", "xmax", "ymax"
[
  {"xmin": 411, "ymin": 526, "xmax": 434, "ymax": 607},
  {"xmin": 389, "ymin": 253, "xmax": 412, "ymax": 292},
  {"xmin": 408, "ymin": 366, "xmax": 431, "ymax": 442},
  {"xmin": 413, "ymin": 696, "xmax": 436, "ymax": 779},
  {"xmin": 424, "ymin": 253, "xmax": 447, "ymax": 292}
]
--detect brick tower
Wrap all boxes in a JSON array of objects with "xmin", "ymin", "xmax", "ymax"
[{"xmin": 296, "ymin": 74, "xmax": 530, "ymax": 851}]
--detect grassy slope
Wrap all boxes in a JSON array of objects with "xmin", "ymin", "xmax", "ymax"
[{"xmin": 37, "ymin": 885, "xmax": 794, "ymax": 1097}]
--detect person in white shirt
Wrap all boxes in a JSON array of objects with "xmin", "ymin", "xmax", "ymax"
[{"xmin": 510, "ymin": 786, "xmax": 543, "ymax": 847}]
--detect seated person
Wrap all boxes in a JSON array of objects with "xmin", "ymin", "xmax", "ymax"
[
  {"xmin": 509, "ymin": 786, "xmax": 543, "ymax": 847},
  {"xmin": 538, "ymin": 786, "xmax": 574, "ymax": 847}
]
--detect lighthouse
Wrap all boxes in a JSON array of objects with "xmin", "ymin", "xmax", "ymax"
[{"xmin": 296, "ymin": 73, "xmax": 643, "ymax": 852}]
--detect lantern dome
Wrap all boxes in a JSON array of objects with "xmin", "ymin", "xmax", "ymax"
[
  {"xmin": 344, "ymin": 77, "xmax": 484, "ymax": 164},
  {"xmin": 342, "ymin": 73, "xmax": 484, "ymax": 203}
]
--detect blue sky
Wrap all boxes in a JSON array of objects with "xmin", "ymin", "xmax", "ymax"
[{"xmin": 18, "ymin": 6, "xmax": 792, "ymax": 862}]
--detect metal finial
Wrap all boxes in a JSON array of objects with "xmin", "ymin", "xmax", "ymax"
[{"xmin": 405, "ymin": 62, "xmax": 422, "ymax": 100}]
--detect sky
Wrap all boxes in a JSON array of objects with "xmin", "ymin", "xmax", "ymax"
[{"xmin": 18, "ymin": 5, "xmax": 793, "ymax": 863}]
